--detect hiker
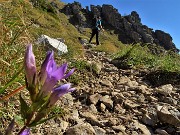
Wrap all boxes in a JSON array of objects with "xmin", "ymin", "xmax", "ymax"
[{"xmin": 89, "ymin": 16, "xmax": 104, "ymax": 45}]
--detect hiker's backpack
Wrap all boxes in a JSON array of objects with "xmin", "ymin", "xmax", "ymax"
[{"xmin": 92, "ymin": 17, "xmax": 97, "ymax": 28}]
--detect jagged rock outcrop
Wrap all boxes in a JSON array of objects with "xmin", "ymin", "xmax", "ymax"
[
  {"xmin": 62, "ymin": 2, "xmax": 179, "ymax": 52},
  {"xmin": 154, "ymin": 30, "xmax": 177, "ymax": 51},
  {"xmin": 102, "ymin": 4, "xmax": 122, "ymax": 29},
  {"xmin": 62, "ymin": 2, "xmax": 87, "ymax": 26},
  {"xmin": 90, "ymin": 5, "xmax": 101, "ymax": 17}
]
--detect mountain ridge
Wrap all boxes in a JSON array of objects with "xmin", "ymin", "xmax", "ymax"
[{"xmin": 61, "ymin": 1, "xmax": 179, "ymax": 53}]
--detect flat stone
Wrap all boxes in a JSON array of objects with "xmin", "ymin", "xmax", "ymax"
[
  {"xmin": 156, "ymin": 84, "xmax": 173, "ymax": 96},
  {"xmin": 124, "ymin": 99, "xmax": 139, "ymax": 109},
  {"xmin": 157, "ymin": 105, "xmax": 180, "ymax": 127},
  {"xmin": 112, "ymin": 125, "xmax": 126, "ymax": 132},
  {"xmin": 93, "ymin": 126, "xmax": 106, "ymax": 135},
  {"xmin": 89, "ymin": 104, "xmax": 98, "ymax": 113},
  {"xmin": 100, "ymin": 95, "xmax": 113, "ymax": 109},
  {"xmin": 80, "ymin": 112, "xmax": 103, "ymax": 127},
  {"xmin": 100, "ymin": 79, "xmax": 113, "ymax": 87},
  {"xmin": 114, "ymin": 104, "xmax": 126, "ymax": 114},
  {"xmin": 133, "ymin": 120, "xmax": 151, "ymax": 135},
  {"xmin": 65, "ymin": 123, "xmax": 96, "ymax": 135},
  {"xmin": 89, "ymin": 93, "xmax": 101, "ymax": 105}
]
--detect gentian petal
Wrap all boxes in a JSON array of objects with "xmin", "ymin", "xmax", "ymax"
[
  {"xmin": 20, "ymin": 128, "xmax": 30, "ymax": 135},
  {"xmin": 50, "ymin": 63, "xmax": 68, "ymax": 80},
  {"xmin": 41, "ymin": 51, "xmax": 54, "ymax": 71},
  {"xmin": 62, "ymin": 68, "xmax": 75, "ymax": 79},
  {"xmin": 24, "ymin": 44, "xmax": 36, "ymax": 85},
  {"xmin": 39, "ymin": 51, "xmax": 54, "ymax": 84},
  {"xmin": 48, "ymin": 83, "xmax": 75, "ymax": 106},
  {"xmin": 40, "ymin": 59, "xmax": 58, "ymax": 96},
  {"xmin": 40, "ymin": 75, "xmax": 57, "ymax": 96},
  {"xmin": 54, "ymin": 83, "xmax": 71, "ymax": 92},
  {"xmin": 46, "ymin": 59, "xmax": 57, "ymax": 74}
]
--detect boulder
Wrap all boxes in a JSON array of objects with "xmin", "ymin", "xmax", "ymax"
[{"xmin": 37, "ymin": 35, "xmax": 68, "ymax": 54}]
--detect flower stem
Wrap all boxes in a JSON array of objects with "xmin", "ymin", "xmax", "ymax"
[
  {"xmin": 17, "ymin": 125, "xmax": 26, "ymax": 135},
  {"xmin": 17, "ymin": 111, "xmax": 34, "ymax": 135}
]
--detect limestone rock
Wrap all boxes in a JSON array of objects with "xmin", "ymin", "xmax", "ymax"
[
  {"xmin": 62, "ymin": 93, "xmax": 74, "ymax": 106},
  {"xmin": 100, "ymin": 79, "xmax": 113, "ymax": 87},
  {"xmin": 89, "ymin": 93, "xmax": 101, "ymax": 105},
  {"xmin": 156, "ymin": 84, "xmax": 173, "ymax": 96},
  {"xmin": 100, "ymin": 103, "xmax": 106, "ymax": 112},
  {"xmin": 112, "ymin": 125, "xmax": 126, "ymax": 133},
  {"xmin": 93, "ymin": 126, "xmax": 106, "ymax": 135},
  {"xmin": 80, "ymin": 112, "xmax": 103, "ymax": 127},
  {"xmin": 157, "ymin": 105, "xmax": 180, "ymax": 127},
  {"xmin": 100, "ymin": 95, "xmax": 113, "ymax": 109},
  {"xmin": 89, "ymin": 104, "xmax": 98, "ymax": 113},
  {"xmin": 133, "ymin": 120, "xmax": 151, "ymax": 135},
  {"xmin": 65, "ymin": 123, "xmax": 96, "ymax": 135},
  {"xmin": 37, "ymin": 34, "xmax": 68, "ymax": 54},
  {"xmin": 124, "ymin": 99, "xmax": 139, "ymax": 109}
]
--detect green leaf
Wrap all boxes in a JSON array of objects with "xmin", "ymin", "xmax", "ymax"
[
  {"xmin": 0, "ymin": 66, "xmax": 23, "ymax": 94},
  {"xmin": 29, "ymin": 114, "xmax": 57, "ymax": 127},
  {"xmin": 31, "ymin": 95, "xmax": 50, "ymax": 112},
  {"xmin": 19, "ymin": 94, "xmax": 30, "ymax": 120}
]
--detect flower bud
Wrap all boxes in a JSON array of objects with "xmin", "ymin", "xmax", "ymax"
[{"xmin": 24, "ymin": 44, "xmax": 36, "ymax": 86}]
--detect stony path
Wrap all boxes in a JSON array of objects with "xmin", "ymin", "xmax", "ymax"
[{"xmin": 35, "ymin": 46, "xmax": 180, "ymax": 135}]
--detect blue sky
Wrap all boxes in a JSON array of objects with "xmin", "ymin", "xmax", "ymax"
[{"xmin": 62, "ymin": 0, "xmax": 180, "ymax": 50}]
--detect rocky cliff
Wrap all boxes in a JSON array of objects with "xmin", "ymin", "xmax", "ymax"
[{"xmin": 62, "ymin": 2, "xmax": 179, "ymax": 53}]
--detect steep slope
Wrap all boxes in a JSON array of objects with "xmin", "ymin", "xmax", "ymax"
[{"xmin": 0, "ymin": 0, "xmax": 84, "ymax": 58}]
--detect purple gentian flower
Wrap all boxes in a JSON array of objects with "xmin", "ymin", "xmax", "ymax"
[
  {"xmin": 24, "ymin": 44, "xmax": 36, "ymax": 85},
  {"xmin": 24, "ymin": 44, "xmax": 75, "ymax": 101},
  {"xmin": 40, "ymin": 59, "xmax": 75, "ymax": 96},
  {"xmin": 20, "ymin": 128, "xmax": 30, "ymax": 135},
  {"xmin": 48, "ymin": 83, "xmax": 75, "ymax": 106}
]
